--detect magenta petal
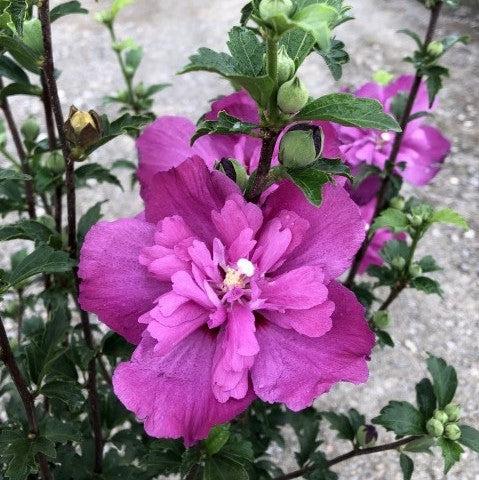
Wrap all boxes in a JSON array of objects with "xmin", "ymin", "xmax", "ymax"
[
  {"xmin": 206, "ymin": 90, "xmax": 260, "ymax": 123},
  {"xmin": 79, "ymin": 218, "xmax": 165, "ymax": 344},
  {"xmin": 251, "ymin": 282, "xmax": 375, "ymax": 411},
  {"xmin": 113, "ymin": 330, "xmax": 255, "ymax": 446},
  {"xmin": 385, "ymin": 75, "xmax": 430, "ymax": 114},
  {"xmin": 143, "ymin": 156, "xmax": 241, "ymax": 243},
  {"xmin": 263, "ymin": 182, "xmax": 365, "ymax": 281}
]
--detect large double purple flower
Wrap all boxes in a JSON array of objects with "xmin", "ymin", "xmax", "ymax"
[{"xmin": 79, "ymin": 92, "xmax": 375, "ymax": 445}]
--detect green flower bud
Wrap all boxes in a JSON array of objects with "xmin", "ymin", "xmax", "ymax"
[
  {"xmin": 426, "ymin": 418, "xmax": 444, "ymax": 437},
  {"xmin": 444, "ymin": 403, "xmax": 461, "ymax": 422},
  {"xmin": 277, "ymin": 46, "xmax": 296, "ymax": 84},
  {"xmin": 407, "ymin": 214, "xmax": 423, "ymax": 227},
  {"xmin": 433, "ymin": 409, "xmax": 449, "ymax": 424},
  {"xmin": 279, "ymin": 125, "xmax": 323, "ymax": 169},
  {"xmin": 409, "ymin": 263, "xmax": 423, "ymax": 278},
  {"xmin": 356, "ymin": 425, "xmax": 378, "ymax": 448},
  {"xmin": 217, "ymin": 158, "xmax": 249, "ymax": 191},
  {"xmin": 373, "ymin": 70, "xmax": 394, "ymax": 86},
  {"xmin": 277, "ymin": 77, "xmax": 309, "ymax": 115},
  {"xmin": 20, "ymin": 117, "xmax": 40, "ymax": 143},
  {"xmin": 41, "ymin": 151, "xmax": 65, "ymax": 174},
  {"xmin": 259, "ymin": 0, "xmax": 294, "ymax": 21},
  {"xmin": 391, "ymin": 256, "xmax": 406, "ymax": 270},
  {"xmin": 427, "ymin": 41, "xmax": 444, "ymax": 57},
  {"xmin": 373, "ymin": 310, "xmax": 390, "ymax": 330},
  {"xmin": 390, "ymin": 196, "xmax": 405, "ymax": 211},
  {"xmin": 444, "ymin": 423, "xmax": 461, "ymax": 441}
]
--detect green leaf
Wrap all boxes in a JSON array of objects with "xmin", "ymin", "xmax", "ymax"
[
  {"xmin": 438, "ymin": 437, "xmax": 463, "ymax": 474},
  {"xmin": 110, "ymin": 0, "xmax": 134, "ymax": 18},
  {"xmin": 179, "ymin": 47, "xmax": 237, "ymax": 77},
  {"xmin": 77, "ymin": 201, "xmax": 104, "ymax": 246},
  {"xmin": 322, "ymin": 412, "xmax": 355, "ymax": 441},
  {"xmin": 458, "ymin": 425, "xmax": 479, "ymax": 453},
  {"xmin": 441, "ymin": 34, "xmax": 470, "ymax": 53},
  {"xmin": 317, "ymin": 37, "xmax": 349, "ymax": 81},
  {"xmin": 380, "ymin": 239, "xmax": 410, "ymax": 265},
  {"xmin": 75, "ymin": 163, "xmax": 122, "ymax": 190},
  {"xmin": 204, "ymin": 424, "xmax": 231, "ymax": 456},
  {"xmin": 41, "ymin": 416, "xmax": 82, "ymax": 444},
  {"xmin": 140, "ymin": 440, "xmax": 184, "ymax": 476},
  {"xmin": 0, "ymin": 82, "xmax": 42, "ymax": 101},
  {"xmin": 124, "ymin": 46, "xmax": 143, "ymax": 77},
  {"xmin": 4, "ymin": 245, "xmax": 75, "ymax": 290},
  {"xmin": 426, "ymin": 355, "xmax": 458, "ymax": 408},
  {"xmin": 430, "ymin": 208, "xmax": 468, "ymax": 229},
  {"xmin": 296, "ymin": 93, "xmax": 401, "ymax": 131},
  {"xmin": 0, "ymin": 34, "xmax": 41, "ymax": 74},
  {"xmin": 372, "ymin": 401, "xmax": 425, "ymax": 436},
  {"xmin": 0, "ymin": 55, "xmax": 30, "ymax": 85},
  {"xmin": 40, "ymin": 380, "xmax": 84, "ymax": 410},
  {"xmin": 0, "ymin": 168, "xmax": 31, "ymax": 181},
  {"xmin": 371, "ymin": 208, "xmax": 409, "ymax": 233},
  {"xmin": 415, "ymin": 378, "xmax": 436, "ymax": 419},
  {"xmin": 203, "ymin": 455, "xmax": 249, "ymax": 480},
  {"xmin": 6, "ymin": 0, "xmax": 27, "ymax": 35},
  {"xmin": 50, "ymin": 1, "xmax": 88, "ymax": 22},
  {"xmin": 227, "ymin": 26, "xmax": 265, "ymax": 77},
  {"xmin": 410, "ymin": 276, "xmax": 443, "ymax": 297},
  {"xmin": 403, "ymin": 436, "xmax": 436, "ymax": 453},
  {"xmin": 376, "ymin": 329, "xmax": 395, "ymax": 348},
  {"xmin": 399, "ymin": 453, "xmax": 414, "ymax": 480},
  {"xmin": 192, "ymin": 110, "xmax": 258, "ymax": 144},
  {"xmin": 281, "ymin": 28, "xmax": 316, "ymax": 68},
  {"xmin": 398, "ymin": 29, "xmax": 423, "ymax": 48},
  {"xmin": 286, "ymin": 166, "xmax": 330, "ymax": 206},
  {"xmin": 0, "ymin": 219, "xmax": 57, "ymax": 243},
  {"xmin": 417, "ymin": 255, "xmax": 441, "ymax": 273}
]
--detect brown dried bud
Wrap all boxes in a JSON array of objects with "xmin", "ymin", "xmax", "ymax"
[{"xmin": 64, "ymin": 106, "xmax": 102, "ymax": 152}]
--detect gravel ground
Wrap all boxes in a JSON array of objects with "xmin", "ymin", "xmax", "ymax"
[{"xmin": 1, "ymin": 0, "xmax": 478, "ymax": 478}]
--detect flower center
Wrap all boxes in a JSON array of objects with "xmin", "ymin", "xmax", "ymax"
[{"xmin": 221, "ymin": 258, "xmax": 255, "ymax": 292}]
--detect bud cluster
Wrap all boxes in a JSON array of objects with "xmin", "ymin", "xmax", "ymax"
[{"xmin": 426, "ymin": 403, "xmax": 462, "ymax": 441}]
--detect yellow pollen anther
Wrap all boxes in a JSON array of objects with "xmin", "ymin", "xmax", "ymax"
[{"xmin": 223, "ymin": 267, "xmax": 244, "ymax": 290}]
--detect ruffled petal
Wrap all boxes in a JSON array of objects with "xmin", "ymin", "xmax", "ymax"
[
  {"xmin": 206, "ymin": 90, "xmax": 260, "ymax": 123},
  {"xmin": 113, "ymin": 330, "xmax": 255, "ymax": 446},
  {"xmin": 79, "ymin": 218, "xmax": 165, "ymax": 344},
  {"xmin": 263, "ymin": 182, "xmax": 365, "ymax": 281},
  {"xmin": 251, "ymin": 282, "xmax": 375, "ymax": 411}
]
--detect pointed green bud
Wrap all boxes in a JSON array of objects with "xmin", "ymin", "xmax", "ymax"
[
  {"xmin": 433, "ymin": 409, "xmax": 449, "ymax": 425},
  {"xmin": 444, "ymin": 423, "xmax": 461, "ymax": 441},
  {"xmin": 373, "ymin": 310, "xmax": 390, "ymax": 330},
  {"xmin": 21, "ymin": 117, "xmax": 40, "ymax": 144},
  {"xmin": 390, "ymin": 196, "xmax": 405, "ymax": 211},
  {"xmin": 259, "ymin": 0, "xmax": 294, "ymax": 21},
  {"xmin": 427, "ymin": 41, "xmax": 444, "ymax": 57},
  {"xmin": 426, "ymin": 418, "xmax": 444, "ymax": 437},
  {"xmin": 41, "ymin": 151, "xmax": 65, "ymax": 174},
  {"xmin": 277, "ymin": 77, "xmax": 309, "ymax": 114},
  {"xmin": 373, "ymin": 70, "xmax": 394, "ymax": 86},
  {"xmin": 217, "ymin": 158, "xmax": 249, "ymax": 191},
  {"xmin": 391, "ymin": 256, "xmax": 406, "ymax": 270},
  {"xmin": 444, "ymin": 403, "xmax": 461, "ymax": 422},
  {"xmin": 356, "ymin": 425, "xmax": 378, "ymax": 448},
  {"xmin": 277, "ymin": 46, "xmax": 296, "ymax": 84},
  {"xmin": 409, "ymin": 263, "xmax": 423, "ymax": 278},
  {"xmin": 279, "ymin": 125, "xmax": 323, "ymax": 169}
]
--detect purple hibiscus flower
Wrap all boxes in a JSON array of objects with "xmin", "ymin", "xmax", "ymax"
[{"xmin": 78, "ymin": 92, "xmax": 375, "ymax": 446}]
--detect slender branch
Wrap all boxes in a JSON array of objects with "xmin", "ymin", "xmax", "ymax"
[
  {"xmin": 38, "ymin": 2, "xmax": 104, "ymax": 473},
  {"xmin": 345, "ymin": 2, "xmax": 443, "ymax": 288},
  {"xmin": 0, "ymin": 77, "xmax": 36, "ymax": 219},
  {"xmin": 275, "ymin": 436, "xmax": 418, "ymax": 480},
  {"xmin": 0, "ymin": 316, "xmax": 53, "ymax": 479}
]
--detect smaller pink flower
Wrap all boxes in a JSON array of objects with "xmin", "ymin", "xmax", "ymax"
[{"xmin": 337, "ymin": 75, "xmax": 451, "ymax": 187}]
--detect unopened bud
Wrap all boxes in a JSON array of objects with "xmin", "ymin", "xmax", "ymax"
[
  {"xmin": 427, "ymin": 41, "xmax": 444, "ymax": 57},
  {"xmin": 277, "ymin": 46, "xmax": 296, "ymax": 84},
  {"xmin": 279, "ymin": 125, "xmax": 323, "ymax": 169},
  {"xmin": 21, "ymin": 117, "xmax": 40, "ymax": 143},
  {"xmin": 356, "ymin": 425, "xmax": 378, "ymax": 448},
  {"xmin": 444, "ymin": 403, "xmax": 461, "ymax": 422},
  {"xmin": 426, "ymin": 418, "xmax": 444, "ymax": 437},
  {"xmin": 373, "ymin": 310, "xmax": 390, "ymax": 329},
  {"xmin": 444, "ymin": 423, "xmax": 461, "ymax": 441},
  {"xmin": 217, "ymin": 158, "xmax": 249, "ymax": 191},
  {"xmin": 64, "ymin": 106, "xmax": 102, "ymax": 152},
  {"xmin": 390, "ymin": 196, "xmax": 405, "ymax": 211},
  {"xmin": 277, "ymin": 77, "xmax": 309, "ymax": 115},
  {"xmin": 392, "ymin": 256, "xmax": 406, "ymax": 270},
  {"xmin": 433, "ymin": 409, "xmax": 449, "ymax": 425},
  {"xmin": 41, "ymin": 151, "xmax": 65, "ymax": 173},
  {"xmin": 259, "ymin": 0, "xmax": 294, "ymax": 21},
  {"xmin": 408, "ymin": 214, "xmax": 423, "ymax": 227},
  {"xmin": 373, "ymin": 70, "xmax": 394, "ymax": 86},
  {"xmin": 409, "ymin": 263, "xmax": 423, "ymax": 278}
]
